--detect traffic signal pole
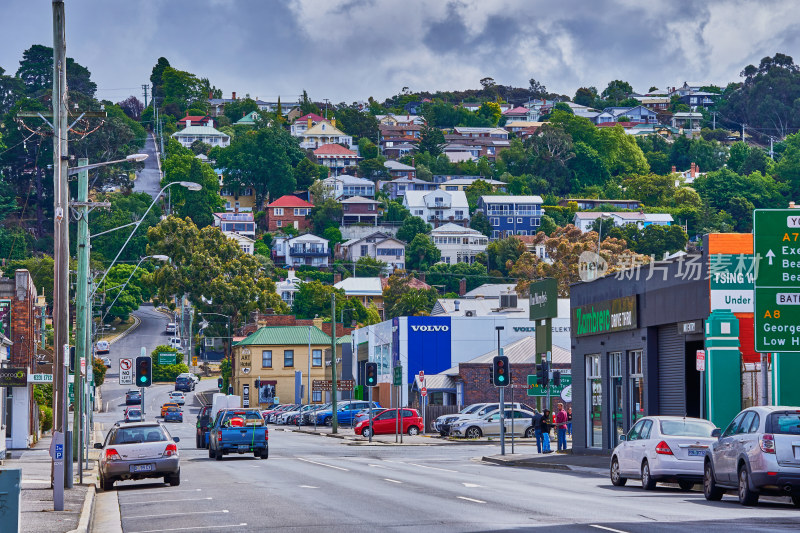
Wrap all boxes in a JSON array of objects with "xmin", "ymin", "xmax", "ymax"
[{"xmin": 496, "ymin": 326, "xmax": 505, "ymax": 456}]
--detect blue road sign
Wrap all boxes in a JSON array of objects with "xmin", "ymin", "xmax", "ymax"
[{"xmin": 55, "ymin": 444, "xmax": 63, "ymax": 460}]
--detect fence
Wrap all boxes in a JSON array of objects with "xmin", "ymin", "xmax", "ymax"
[{"xmin": 422, "ymin": 404, "xmax": 460, "ymax": 432}]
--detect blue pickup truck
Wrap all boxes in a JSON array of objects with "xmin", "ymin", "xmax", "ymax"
[
  {"xmin": 314, "ymin": 400, "xmax": 381, "ymax": 426},
  {"xmin": 208, "ymin": 408, "xmax": 269, "ymax": 460}
]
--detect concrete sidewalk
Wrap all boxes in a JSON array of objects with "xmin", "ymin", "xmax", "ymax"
[
  {"xmin": 482, "ymin": 451, "xmax": 610, "ymax": 475},
  {"xmin": 3, "ymin": 434, "xmax": 97, "ymax": 532}
]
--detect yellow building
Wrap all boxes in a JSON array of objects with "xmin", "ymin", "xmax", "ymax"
[
  {"xmin": 232, "ymin": 326, "xmax": 333, "ymax": 408},
  {"xmin": 218, "ymin": 172, "xmax": 256, "ymax": 212}
]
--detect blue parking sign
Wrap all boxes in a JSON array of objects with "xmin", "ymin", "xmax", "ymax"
[{"xmin": 54, "ymin": 444, "xmax": 63, "ymax": 460}]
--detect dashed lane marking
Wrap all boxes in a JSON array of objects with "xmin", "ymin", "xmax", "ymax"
[
  {"xmin": 129, "ymin": 510, "xmax": 228, "ymax": 520},
  {"xmin": 120, "ymin": 497, "xmax": 212, "ymax": 505},
  {"xmin": 296, "ymin": 457, "xmax": 349, "ymax": 471},
  {"xmin": 406, "ymin": 462, "xmax": 459, "ymax": 473},
  {"xmin": 589, "ymin": 526, "xmax": 629, "ymax": 533},
  {"xmin": 457, "ymin": 496, "xmax": 486, "ymax": 504},
  {"xmin": 128, "ymin": 523, "xmax": 246, "ymax": 533},
  {"xmin": 384, "ymin": 478, "xmax": 402, "ymax": 484},
  {"xmin": 299, "ymin": 485, "xmax": 318, "ymax": 489}
]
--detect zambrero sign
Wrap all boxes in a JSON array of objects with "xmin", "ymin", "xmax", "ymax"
[{"xmin": 571, "ymin": 296, "xmax": 637, "ymax": 337}]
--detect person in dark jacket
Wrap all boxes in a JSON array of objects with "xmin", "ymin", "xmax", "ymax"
[
  {"xmin": 531, "ymin": 411, "xmax": 544, "ymax": 453},
  {"xmin": 541, "ymin": 409, "xmax": 552, "ymax": 453}
]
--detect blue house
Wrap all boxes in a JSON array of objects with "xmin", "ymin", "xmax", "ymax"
[{"xmin": 477, "ymin": 195, "xmax": 544, "ymax": 240}]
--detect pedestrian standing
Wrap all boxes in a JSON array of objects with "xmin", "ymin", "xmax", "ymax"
[
  {"xmin": 531, "ymin": 410, "xmax": 544, "ymax": 453},
  {"xmin": 555, "ymin": 402, "xmax": 568, "ymax": 451},
  {"xmin": 541, "ymin": 409, "xmax": 552, "ymax": 453},
  {"xmin": 567, "ymin": 407, "xmax": 573, "ymax": 437}
]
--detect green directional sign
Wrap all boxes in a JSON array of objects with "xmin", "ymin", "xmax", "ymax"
[
  {"xmin": 158, "ymin": 352, "xmax": 176, "ymax": 365},
  {"xmin": 527, "ymin": 372, "xmax": 572, "ymax": 397},
  {"xmin": 393, "ymin": 365, "xmax": 402, "ymax": 386},
  {"xmin": 754, "ymin": 209, "xmax": 800, "ymax": 352}
]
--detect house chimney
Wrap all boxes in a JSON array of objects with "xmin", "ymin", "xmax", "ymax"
[
  {"xmin": 690, "ymin": 162, "xmax": 696, "ymax": 178},
  {"xmin": 454, "ymin": 300, "xmax": 460, "ymax": 312},
  {"xmin": 334, "ymin": 272, "xmax": 342, "ymax": 284},
  {"xmin": 671, "ymin": 165, "xmax": 677, "ymax": 173},
  {"xmin": 307, "ymin": 117, "xmax": 313, "ymax": 129},
  {"xmin": 232, "ymin": 91, "xmax": 237, "ymax": 100},
  {"xmin": 207, "ymin": 119, "xmax": 213, "ymax": 127},
  {"xmin": 331, "ymin": 118, "xmax": 336, "ymax": 128},
  {"xmin": 459, "ymin": 278, "xmax": 467, "ymax": 297},
  {"xmin": 186, "ymin": 119, "xmax": 191, "ymax": 127},
  {"xmin": 418, "ymin": 272, "xmax": 425, "ymax": 283},
  {"xmin": 208, "ymin": 91, "xmax": 213, "ymax": 99}
]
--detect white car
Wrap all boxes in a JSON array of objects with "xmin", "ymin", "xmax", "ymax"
[
  {"xmin": 169, "ymin": 337, "xmax": 183, "ymax": 351},
  {"xmin": 165, "ymin": 323, "xmax": 177, "ymax": 334},
  {"xmin": 168, "ymin": 391, "xmax": 186, "ymax": 406},
  {"xmin": 610, "ymin": 416, "xmax": 718, "ymax": 490},
  {"xmin": 101, "ymin": 356, "xmax": 112, "ymax": 368},
  {"xmin": 450, "ymin": 409, "xmax": 536, "ymax": 439},
  {"xmin": 438, "ymin": 402, "xmax": 533, "ymax": 436},
  {"xmin": 95, "ymin": 340, "xmax": 110, "ymax": 355},
  {"xmin": 433, "ymin": 403, "xmax": 489, "ymax": 435}
]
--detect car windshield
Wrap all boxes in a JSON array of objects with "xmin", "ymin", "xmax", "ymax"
[
  {"xmin": 462, "ymin": 404, "xmax": 483, "ymax": 414},
  {"xmin": 660, "ymin": 420, "xmax": 715, "ymax": 437},
  {"xmin": 220, "ymin": 411, "xmax": 264, "ymax": 427},
  {"xmin": 112, "ymin": 426, "xmax": 166, "ymax": 444},
  {"xmin": 769, "ymin": 412, "xmax": 800, "ymax": 434}
]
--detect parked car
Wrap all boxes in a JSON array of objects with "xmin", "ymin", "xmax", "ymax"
[
  {"xmin": 704, "ymin": 406, "xmax": 800, "ymax": 506},
  {"xmin": 438, "ymin": 403, "xmax": 534, "ymax": 436},
  {"xmin": 450, "ymin": 409, "xmax": 536, "ymax": 439},
  {"xmin": 94, "ymin": 421, "xmax": 180, "ymax": 491},
  {"xmin": 125, "ymin": 389, "xmax": 141, "ymax": 406},
  {"xmin": 208, "ymin": 408, "xmax": 269, "ymax": 460},
  {"xmin": 164, "ymin": 407, "xmax": 183, "ymax": 423},
  {"xmin": 432, "ymin": 403, "xmax": 489, "ymax": 436},
  {"xmin": 196, "ymin": 405, "xmax": 212, "ymax": 448},
  {"xmin": 314, "ymin": 401, "xmax": 381, "ymax": 426},
  {"xmin": 355, "ymin": 408, "xmax": 423, "ymax": 437},
  {"xmin": 277, "ymin": 404, "xmax": 317, "ymax": 424},
  {"xmin": 124, "ymin": 408, "xmax": 142, "ymax": 423},
  {"xmin": 165, "ymin": 323, "xmax": 177, "ymax": 334},
  {"xmin": 301, "ymin": 403, "xmax": 331, "ymax": 425},
  {"xmin": 161, "ymin": 402, "xmax": 179, "ymax": 417},
  {"xmin": 168, "ymin": 391, "xmax": 186, "ymax": 406},
  {"xmin": 266, "ymin": 404, "xmax": 298, "ymax": 423},
  {"xmin": 610, "ymin": 416, "xmax": 717, "ymax": 490},
  {"xmin": 95, "ymin": 340, "xmax": 110, "ymax": 355},
  {"xmin": 175, "ymin": 375, "xmax": 195, "ymax": 392},
  {"xmin": 169, "ymin": 337, "xmax": 182, "ymax": 351},
  {"xmin": 100, "ymin": 356, "xmax": 112, "ymax": 368}
]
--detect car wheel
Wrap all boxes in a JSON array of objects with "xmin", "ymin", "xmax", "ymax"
[
  {"xmin": 166, "ymin": 470, "xmax": 180, "ymax": 487},
  {"xmin": 678, "ymin": 480, "xmax": 695, "ymax": 491},
  {"xmin": 208, "ymin": 448, "xmax": 216, "ymax": 459},
  {"xmin": 215, "ymin": 450, "xmax": 224, "ymax": 461},
  {"xmin": 260, "ymin": 448, "xmax": 269, "ymax": 460},
  {"xmin": 324, "ymin": 416, "xmax": 332, "ymax": 426},
  {"xmin": 524, "ymin": 427, "xmax": 535, "ymax": 439},
  {"xmin": 196, "ymin": 435, "xmax": 201, "ymax": 448},
  {"xmin": 100, "ymin": 476, "xmax": 114, "ymax": 491},
  {"xmin": 465, "ymin": 426, "xmax": 482, "ymax": 439},
  {"xmin": 791, "ymin": 494, "xmax": 800, "ymax": 507},
  {"xmin": 407, "ymin": 425, "xmax": 419, "ymax": 436},
  {"xmin": 362, "ymin": 428, "xmax": 372, "ymax": 438},
  {"xmin": 641, "ymin": 460, "xmax": 656, "ymax": 490},
  {"xmin": 703, "ymin": 461, "xmax": 724, "ymax": 501},
  {"xmin": 610, "ymin": 457, "xmax": 627, "ymax": 487},
  {"xmin": 738, "ymin": 466, "xmax": 759, "ymax": 506}
]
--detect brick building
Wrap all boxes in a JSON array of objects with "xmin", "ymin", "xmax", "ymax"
[
  {"xmin": 0, "ymin": 269, "xmax": 43, "ymax": 449},
  {"xmin": 265, "ymin": 195, "xmax": 313, "ymax": 232}
]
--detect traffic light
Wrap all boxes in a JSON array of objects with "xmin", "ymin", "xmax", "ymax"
[
  {"xmin": 69, "ymin": 346, "xmax": 76, "ymax": 374},
  {"xmin": 255, "ymin": 378, "xmax": 261, "ymax": 390},
  {"xmin": 365, "ymin": 362, "xmax": 378, "ymax": 387},
  {"xmin": 553, "ymin": 370, "xmax": 561, "ymax": 387},
  {"xmin": 536, "ymin": 361, "xmax": 550, "ymax": 387},
  {"xmin": 217, "ymin": 377, "xmax": 223, "ymax": 389},
  {"xmin": 228, "ymin": 385, "xmax": 233, "ymax": 395},
  {"xmin": 492, "ymin": 355, "xmax": 509, "ymax": 387},
  {"xmin": 135, "ymin": 356, "xmax": 152, "ymax": 387}
]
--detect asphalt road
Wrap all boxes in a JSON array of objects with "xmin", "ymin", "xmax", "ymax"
[
  {"xmin": 92, "ymin": 308, "xmax": 800, "ymax": 533},
  {"xmin": 133, "ymin": 133, "xmax": 162, "ymax": 198}
]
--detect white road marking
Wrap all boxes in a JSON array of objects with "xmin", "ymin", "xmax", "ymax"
[
  {"xmin": 121, "ymin": 497, "xmax": 212, "ymax": 505},
  {"xmin": 131, "ymin": 510, "xmax": 228, "ymax": 519},
  {"xmin": 368, "ymin": 463, "xmax": 389, "ymax": 469},
  {"xmin": 297, "ymin": 457, "xmax": 349, "ymax": 471},
  {"xmin": 299, "ymin": 485, "xmax": 318, "ymax": 489},
  {"xmin": 589, "ymin": 526, "xmax": 629, "ymax": 533},
  {"xmin": 133, "ymin": 489, "xmax": 201, "ymax": 495},
  {"xmin": 406, "ymin": 462, "xmax": 458, "ymax": 473},
  {"xmin": 462, "ymin": 482, "xmax": 483, "ymax": 488},
  {"xmin": 457, "ymin": 496, "xmax": 486, "ymax": 504},
  {"xmin": 383, "ymin": 478, "xmax": 402, "ymax": 484},
  {"xmin": 128, "ymin": 524, "xmax": 246, "ymax": 533},
  {"xmin": 21, "ymin": 479, "xmax": 51, "ymax": 484}
]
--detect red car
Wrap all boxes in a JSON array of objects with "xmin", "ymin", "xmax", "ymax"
[{"xmin": 355, "ymin": 408, "xmax": 423, "ymax": 437}]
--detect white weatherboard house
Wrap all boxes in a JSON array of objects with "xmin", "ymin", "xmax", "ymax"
[
  {"xmin": 171, "ymin": 119, "xmax": 230, "ymax": 148},
  {"xmin": 430, "ymin": 223, "xmax": 487, "ymax": 265},
  {"xmin": 402, "ymin": 190, "xmax": 470, "ymax": 228}
]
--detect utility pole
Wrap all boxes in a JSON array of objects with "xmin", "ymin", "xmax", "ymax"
[
  {"xmin": 330, "ymin": 293, "xmax": 338, "ymax": 433},
  {"xmin": 742, "ymin": 123, "xmax": 746, "ymax": 145},
  {"xmin": 770, "ymin": 137, "xmax": 775, "ymax": 160},
  {"xmin": 711, "ymin": 111, "xmax": 717, "ymax": 130},
  {"xmin": 72, "ymin": 159, "xmax": 88, "ymax": 469},
  {"xmin": 142, "ymin": 84, "xmax": 149, "ymax": 109}
]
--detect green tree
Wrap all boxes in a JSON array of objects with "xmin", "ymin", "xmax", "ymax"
[
  {"xmin": 574, "ymin": 87, "xmax": 598, "ymax": 107},
  {"xmin": 406, "ymin": 234, "xmax": 441, "ymax": 271},
  {"xmin": 383, "ymin": 200, "xmax": 410, "ymax": 222},
  {"xmin": 469, "ymin": 210, "xmax": 493, "ymax": 237},
  {"xmin": 486, "ymin": 237, "xmax": 526, "ymax": 276},
  {"xmin": 601, "ymin": 80, "xmax": 633, "ymax": 105},
  {"xmin": 97, "ymin": 263, "xmax": 153, "ymax": 323},
  {"xmin": 418, "ymin": 123, "xmax": 446, "ymax": 156},
  {"xmin": 396, "ymin": 216, "xmax": 431, "ymax": 243},
  {"xmin": 382, "ymin": 274, "xmax": 438, "ymax": 319},
  {"xmin": 150, "ymin": 345, "xmax": 189, "ymax": 382},
  {"xmin": 16, "ymin": 44, "xmax": 97, "ymax": 98},
  {"xmin": 322, "ymin": 226, "xmax": 343, "ymax": 246},
  {"xmin": 622, "ymin": 173, "xmax": 676, "ymax": 206},
  {"xmin": 162, "ymin": 145, "xmax": 224, "ymax": 228},
  {"xmin": 298, "ymin": 90, "xmax": 321, "ymax": 115},
  {"xmin": 335, "ymin": 106, "xmax": 380, "ymax": 143},
  {"xmin": 310, "ymin": 199, "xmax": 343, "ymax": 234},
  {"xmin": 223, "ymin": 97, "xmax": 259, "ymax": 123},
  {"xmin": 355, "ymin": 256, "xmax": 387, "ymax": 277},
  {"xmin": 292, "ymin": 280, "xmax": 346, "ymax": 319},
  {"xmin": 538, "ymin": 215, "xmax": 557, "ymax": 236},
  {"xmin": 358, "ymin": 137, "xmax": 380, "ymax": 160},
  {"xmin": 295, "ymin": 158, "xmax": 324, "ymax": 190}
]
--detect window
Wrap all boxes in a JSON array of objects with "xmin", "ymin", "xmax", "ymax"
[
  {"xmin": 284, "ymin": 350, "xmax": 294, "ymax": 367},
  {"xmin": 312, "ymin": 349, "xmax": 322, "ymax": 367},
  {"xmin": 610, "ymin": 352, "xmax": 624, "ymax": 446},
  {"xmin": 360, "ymin": 245, "xmax": 369, "ymax": 256},
  {"xmin": 261, "ymin": 350, "xmax": 272, "ymax": 368},
  {"xmin": 312, "ymin": 390, "xmax": 322, "ymax": 402},
  {"xmin": 294, "ymin": 208, "xmax": 305, "ymax": 216},
  {"xmin": 586, "ymin": 354, "xmax": 603, "ymax": 448},
  {"xmin": 517, "ymin": 218, "xmax": 523, "ymax": 223},
  {"xmin": 491, "ymin": 218, "xmax": 499, "ymax": 226},
  {"xmin": 276, "ymin": 220, "xmax": 283, "ymax": 227},
  {"xmin": 455, "ymin": 210, "xmax": 464, "ymax": 218},
  {"xmin": 274, "ymin": 208, "xmax": 284, "ymax": 216},
  {"xmin": 507, "ymin": 217, "xmax": 513, "ymax": 223},
  {"xmin": 629, "ymin": 350, "xmax": 644, "ymax": 425}
]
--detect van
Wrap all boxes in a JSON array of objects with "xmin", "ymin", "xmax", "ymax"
[{"xmin": 169, "ymin": 337, "xmax": 182, "ymax": 351}]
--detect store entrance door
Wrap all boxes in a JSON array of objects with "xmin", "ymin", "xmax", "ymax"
[{"xmin": 685, "ymin": 339, "xmax": 703, "ymax": 418}]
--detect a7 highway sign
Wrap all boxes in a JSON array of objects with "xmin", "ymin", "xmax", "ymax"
[
  {"xmin": 119, "ymin": 358, "xmax": 133, "ymax": 385},
  {"xmin": 754, "ymin": 209, "xmax": 800, "ymax": 352}
]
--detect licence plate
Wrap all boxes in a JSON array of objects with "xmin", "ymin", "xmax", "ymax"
[
  {"xmin": 237, "ymin": 445, "xmax": 250, "ymax": 452},
  {"xmin": 688, "ymin": 449, "xmax": 705, "ymax": 457},
  {"xmin": 131, "ymin": 464, "xmax": 153, "ymax": 473}
]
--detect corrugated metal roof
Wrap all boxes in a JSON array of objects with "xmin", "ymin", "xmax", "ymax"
[
  {"xmin": 336, "ymin": 334, "xmax": 351, "ymax": 345},
  {"xmin": 236, "ymin": 326, "xmax": 331, "ymax": 346}
]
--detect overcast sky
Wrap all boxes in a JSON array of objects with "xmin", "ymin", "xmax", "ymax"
[{"xmin": 1, "ymin": 0, "xmax": 798, "ymax": 105}]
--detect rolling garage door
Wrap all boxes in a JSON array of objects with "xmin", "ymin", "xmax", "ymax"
[{"xmin": 658, "ymin": 324, "xmax": 685, "ymax": 416}]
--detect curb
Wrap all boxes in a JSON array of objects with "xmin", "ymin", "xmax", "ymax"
[
  {"xmin": 103, "ymin": 314, "xmax": 141, "ymax": 345},
  {"xmin": 67, "ymin": 483, "xmax": 96, "ymax": 533},
  {"xmin": 481, "ymin": 455, "xmax": 571, "ymax": 470}
]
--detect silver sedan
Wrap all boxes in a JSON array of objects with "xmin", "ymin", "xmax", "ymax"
[{"xmin": 450, "ymin": 409, "xmax": 536, "ymax": 439}]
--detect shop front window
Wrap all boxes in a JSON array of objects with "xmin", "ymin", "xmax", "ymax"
[
  {"xmin": 586, "ymin": 354, "xmax": 603, "ymax": 448},
  {"xmin": 610, "ymin": 352, "xmax": 624, "ymax": 447},
  {"xmin": 629, "ymin": 350, "xmax": 645, "ymax": 424}
]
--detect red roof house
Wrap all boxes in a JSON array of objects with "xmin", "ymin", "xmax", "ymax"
[{"xmin": 266, "ymin": 195, "xmax": 314, "ymax": 232}]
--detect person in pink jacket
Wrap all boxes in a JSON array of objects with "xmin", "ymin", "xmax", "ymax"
[{"xmin": 555, "ymin": 403, "xmax": 568, "ymax": 451}]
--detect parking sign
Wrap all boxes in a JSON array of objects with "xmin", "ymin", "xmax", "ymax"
[{"xmin": 119, "ymin": 358, "xmax": 133, "ymax": 385}]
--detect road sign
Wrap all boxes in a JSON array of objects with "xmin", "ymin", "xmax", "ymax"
[
  {"xmin": 119, "ymin": 358, "xmax": 133, "ymax": 385},
  {"xmin": 158, "ymin": 352, "xmax": 176, "ymax": 365},
  {"xmin": 754, "ymin": 209, "xmax": 800, "ymax": 351},
  {"xmin": 27, "ymin": 373, "xmax": 53, "ymax": 383},
  {"xmin": 393, "ymin": 365, "xmax": 402, "ymax": 386},
  {"xmin": 312, "ymin": 380, "xmax": 355, "ymax": 391},
  {"xmin": 527, "ymin": 371, "xmax": 572, "ymax": 397},
  {"xmin": 191, "ymin": 356, "xmax": 198, "ymax": 366},
  {"xmin": 421, "ymin": 387, "xmax": 427, "ymax": 397},
  {"xmin": 696, "ymin": 350, "xmax": 706, "ymax": 372},
  {"xmin": 243, "ymin": 384, "xmax": 250, "ymax": 407},
  {"xmin": 80, "ymin": 357, "xmax": 86, "ymax": 376},
  {"xmin": 54, "ymin": 443, "xmax": 63, "ymax": 460}
]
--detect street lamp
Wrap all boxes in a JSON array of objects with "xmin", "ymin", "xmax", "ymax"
[
  {"xmin": 99, "ymin": 255, "xmax": 170, "ymax": 323},
  {"xmin": 66, "ymin": 153, "xmax": 148, "ymax": 175},
  {"xmin": 595, "ymin": 213, "xmax": 612, "ymax": 281}
]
